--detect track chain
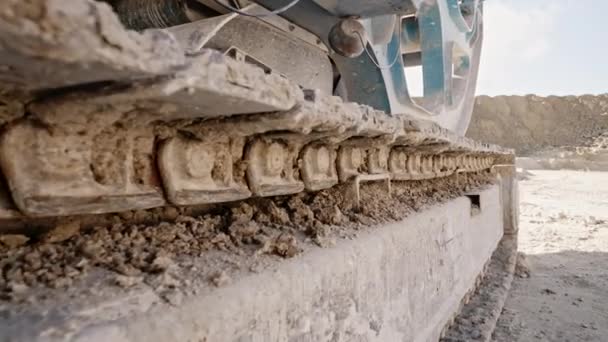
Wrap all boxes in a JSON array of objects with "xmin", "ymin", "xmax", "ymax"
[{"xmin": 0, "ymin": 0, "xmax": 513, "ymax": 221}]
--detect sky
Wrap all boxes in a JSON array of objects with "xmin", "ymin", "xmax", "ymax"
[{"xmin": 478, "ymin": 0, "xmax": 608, "ymax": 96}]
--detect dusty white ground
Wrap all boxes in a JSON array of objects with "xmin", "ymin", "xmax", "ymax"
[{"xmin": 493, "ymin": 169, "xmax": 608, "ymax": 341}]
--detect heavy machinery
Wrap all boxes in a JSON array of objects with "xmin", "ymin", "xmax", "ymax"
[{"xmin": 0, "ymin": 0, "xmax": 518, "ymax": 341}]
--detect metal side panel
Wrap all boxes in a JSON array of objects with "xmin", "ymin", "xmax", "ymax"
[{"xmin": 0, "ymin": 185, "xmax": 504, "ymax": 341}]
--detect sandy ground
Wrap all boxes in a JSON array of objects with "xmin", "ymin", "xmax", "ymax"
[{"xmin": 493, "ymin": 169, "xmax": 608, "ymax": 341}]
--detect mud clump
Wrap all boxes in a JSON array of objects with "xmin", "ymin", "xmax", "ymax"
[
  {"xmin": 42, "ymin": 220, "xmax": 81, "ymax": 243},
  {"xmin": 114, "ymin": 274, "xmax": 143, "ymax": 288},
  {"xmin": 515, "ymin": 252, "xmax": 531, "ymax": 278},
  {"xmin": 0, "ymin": 171, "xmax": 495, "ymax": 302},
  {"xmin": 252, "ymin": 200, "xmax": 291, "ymax": 225},
  {"xmin": 0, "ymin": 234, "xmax": 29, "ymax": 249},
  {"xmin": 257, "ymin": 232, "xmax": 300, "ymax": 258},
  {"xmin": 210, "ymin": 270, "xmax": 231, "ymax": 287},
  {"xmin": 287, "ymin": 196, "xmax": 316, "ymax": 226}
]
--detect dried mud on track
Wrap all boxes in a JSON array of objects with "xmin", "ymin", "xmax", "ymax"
[
  {"xmin": 0, "ymin": 173, "xmax": 493, "ymax": 318},
  {"xmin": 492, "ymin": 169, "xmax": 608, "ymax": 342}
]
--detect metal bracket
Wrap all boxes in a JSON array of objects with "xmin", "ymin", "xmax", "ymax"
[{"xmin": 350, "ymin": 173, "xmax": 391, "ymax": 209}]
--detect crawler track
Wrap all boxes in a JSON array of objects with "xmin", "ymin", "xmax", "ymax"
[
  {"xmin": 0, "ymin": 1, "xmax": 518, "ymax": 340},
  {"xmin": 0, "ymin": 0, "xmax": 512, "ymax": 226}
]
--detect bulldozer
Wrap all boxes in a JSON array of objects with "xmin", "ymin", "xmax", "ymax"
[{"xmin": 0, "ymin": 0, "xmax": 518, "ymax": 340}]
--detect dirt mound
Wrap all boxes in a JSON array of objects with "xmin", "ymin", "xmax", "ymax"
[{"xmin": 467, "ymin": 94, "xmax": 608, "ymax": 155}]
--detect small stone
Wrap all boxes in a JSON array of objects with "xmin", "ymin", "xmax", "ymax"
[
  {"xmin": 153, "ymin": 223, "xmax": 177, "ymax": 242},
  {"xmin": 132, "ymin": 210, "xmax": 151, "ymax": 222},
  {"xmin": 470, "ymin": 329, "xmax": 482, "ymax": 340},
  {"xmin": 314, "ymin": 205, "xmax": 344, "ymax": 225},
  {"xmin": 210, "ymin": 233, "xmax": 231, "ymax": 247},
  {"xmin": 228, "ymin": 221, "xmax": 260, "ymax": 242},
  {"xmin": 150, "ymin": 255, "xmax": 173, "ymax": 273},
  {"xmin": 272, "ymin": 233, "xmax": 300, "ymax": 258},
  {"xmin": 112, "ymin": 261, "xmax": 141, "ymax": 276},
  {"xmin": 8, "ymin": 282, "xmax": 29, "ymax": 294},
  {"xmin": 50, "ymin": 277, "xmax": 72, "ymax": 289},
  {"xmin": 163, "ymin": 207, "xmax": 179, "ymax": 221},
  {"xmin": 64, "ymin": 266, "xmax": 80, "ymax": 278},
  {"xmin": 312, "ymin": 235, "xmax": 336, "ymax": 248},
  {"xmin": 75, "ymin": 258, "xmax": 89, "ymax": 270},
  {"xmin": 5, "ymin": 267, "xmax": 24, "ymax": 282},
  {"xmin": 43, "ymin": 220, "xmax": 81, "ymax": 243},
  {"xmin": 145, "ymin": 272, "xmax": 180, "ymax": 289},
  {"xmin": 541, "ymin": 288, "xmax": 556, "ymax": 295},
  {"xmin": 0, "ymin": 234, "xmax": 29, "ymax": 248},
  {"xmin": 230, "ymin": 203, "xmax": 254, "ymax": 224},
  {"xmin": 23, "ymin": 250, "xmax": 42, "ymax": 270},
  {"xmin": 118, "ymin": 211, "xmax": 134, "ymax": 220},
  {"xmin": 162, "ymin": 290, "xmax": 183, "ymax": 306},
  {"xmin": 287, "ymin": 197, "xmax": 314, "ymax": 225},
  {"xmin": 114, "ymin": 275, "xmax": 143, "ymax": 288},
  {"xmin": 210, "ymin": 270, "xmax": 231, "ymax": 287},
  {"xmin": 330, "ymin": 206, "xmax": 344, "ymax": 224},
  {"xmin": 515, "ymin": 252, "xmax": 531, "ymax": 278},
  {"xmin": 266, "ymin": 201, "xmax": 291, "ymax": 225}
]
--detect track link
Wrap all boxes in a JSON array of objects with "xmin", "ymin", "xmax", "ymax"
[{"xmin": 0, "ymin": 0, "xmax": 512, "ymax": 222}]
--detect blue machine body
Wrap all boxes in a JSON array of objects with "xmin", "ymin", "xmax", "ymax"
[{"xmin": 254, "ymin": 0, "xmax": 483, "ymax": 134}]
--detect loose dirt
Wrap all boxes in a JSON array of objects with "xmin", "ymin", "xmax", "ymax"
[
  {"xmin": 492, "ymin": 169, "xmax": 608, "ymax": 341},
  {"xmin": 0, "ymin": 171, "xmax": 494, "ymax": 311}
]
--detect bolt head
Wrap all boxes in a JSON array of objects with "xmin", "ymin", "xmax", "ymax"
[{"xmin": 329, "ymin": 19, "xmax": 367, "ymax": 58}]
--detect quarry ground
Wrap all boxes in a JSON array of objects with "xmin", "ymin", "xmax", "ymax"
[{"xmin": 492, "ymin": 168, "xmax": 608, "ymax": 341}]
